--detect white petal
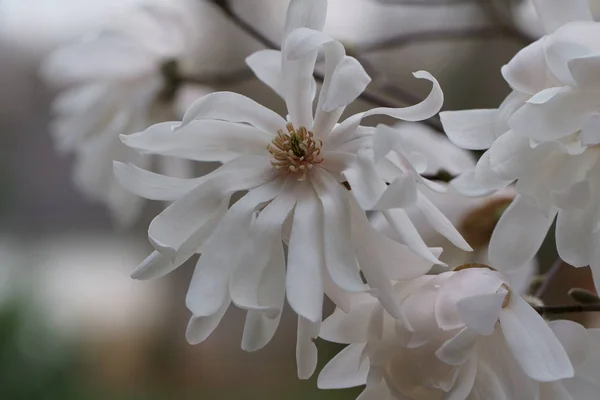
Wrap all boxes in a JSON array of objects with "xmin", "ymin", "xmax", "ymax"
[
  {"xmin": 549, "ymin": 320, "xmax": 589, "ymax": 368},
  {"xmin": 415, "ymin": 191, "xmax": 472, "ymax": 251},
  {"xmin": 440, "ymin": 109, "xmax": 498, "ymax": 150},
  {"xmin": 320, "ymin": 295, "xmax": 377, "ymax": 344},
  {"xmin": 186, "ymin": 299, "xmax": 230, "ymax": 345},
  {"xmin": 435, "ymin": 327, "xmax": 478, "ymax": 366},
  {"xmin": 532, "ymin": 0, "xmax": 593, "ymax": 33},
  {"xmin": 329, "ymin": 71, "xmax": 443, "ymax": 146},
  {"xmin": 470, "ymin": 360, "xmax": 510, "ymax": 400},
  {"xmin": 581, "ymin": 112, "xmax": 600, "ymax": 146},
  {"xmin": 230, "ymin": 184, "xmax": 296, "ymax": 315},
  {"xmin": 380, "ymin": 209, "xmax": 443, "ymax": 266},
  {"xmin": 457, "ymin": 293, "xmax": 506, "ymax": 336},
  {"xmin": 284, "ymin": 0, "xmax": 327, "ymax": 39},
  {"xmin": 509, "ymin": 89, "xmax": 596, "ymax": 142},
  {"xmin": 122, "ymin": 120, "xmax": 271, "ymax": 162},
  {"xmin": 553, "ymin": 180, "xmax": 590, "ymax": 210},
  {"xmin": 488, "ymin": 129, "xmax": 535, "ymax": 180},
  {"xmin": 342, "ymin": 150, "xmax": 387, "ymax": 211},
  {"xmin": 180, "ymin": 91, "xmax": 286, "ymax": 133},
  {"xmin": 113, "ymin": 162, "xmax": 204, "ymax": 201},
  {"xmin": 568, "ymin": 54, "xmax": 600, "ymax": 89},
  {"xmin": 556, "ymin": 205, "xmax": 594, "ymax": 267},
  {"xmin": 445, "ymin": 355, "xmax": 477, "ymax": 400},
  {"xmin": 287, "ymin": 184, "xmax": 324, "ymax": 324},
  {"xmin": 185, "ymin": 179, "xmax": 284, "ymax": 317},
  {"xmin": 318, "ymin": 343, "xmax": 369, "ymax": 389},
  {"xmin": 148, "ymin": 156, "xmax": 275, "ymax": 259},
  {"xmin": 312, "ymin": 170, "xmax": 367, "ymax": 292},
  {"xmin": 499, "ymin": 295, "xmax": 574, "ymax": 382},
  {"xmin": 501, "ymin": 40, "xmax": 550, "ymax": 95},
  {"xmin": 296, "ymin": 316, "xmax": 320, "ymax": 379},
  {"xmin": 322, "ymin": 56, "xmax": 371, "ymax": 112},
  {"xmin": 489, "ymin": 194, "xmax": 556, "ymax": 271},
  {"xmin": 246, "ymin": 50, "xmax": 286, "ymax": 98}
]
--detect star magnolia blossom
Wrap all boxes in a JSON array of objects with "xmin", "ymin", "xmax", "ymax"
[
  {"xmin": 318, "ymin": 266, "xmax": 578, "ymax": 400},
  {"xmin": 441, "ymin": 0, "xmax": 600, "ymax": 288},
  {"xmin": 41, "ymin": 1, "xmax": 205, "ymax": 226},
  {"xmin": 113, "ymin": 0, "xmax": 471, "ymax": 379}
]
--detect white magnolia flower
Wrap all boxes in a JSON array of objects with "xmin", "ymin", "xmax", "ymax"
[
  {"xmin": 318, "ymin": 265, "xmax": 575, "ymax": 400},
  {"xmin": 41, "ymin": 1, "xmax": 209, "ymax": 226},
  {"xmin": 441, "ymin": 0, "xmax": 600, "ymax": 287},
  {"xmin": 113, "ymin": 0, "xmax": 466, "ymax": 379}
]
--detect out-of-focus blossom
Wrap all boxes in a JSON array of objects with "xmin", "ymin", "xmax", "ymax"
[
  {"xmin": 441, "ymin": 0, "xmax": 600, "ymax": 287},
  {"xmin": 513, "ymin": 0, "xmax": 599, "ymax": 39},
  {"xmin": 114, "ymin": 0, "xmax": 468, "ymax": 379},
  {"xmin": 318, "ymin": 266, "xmax": 576, "ymax": 399},
  {"xmin": 41, "ymin": 1, "xmax": 215, "ymax": 227}
]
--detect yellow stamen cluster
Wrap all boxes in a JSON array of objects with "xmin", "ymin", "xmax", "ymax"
[{"xmin": 267, "ymin": 123, "xmax": 324, "ymax": 181}]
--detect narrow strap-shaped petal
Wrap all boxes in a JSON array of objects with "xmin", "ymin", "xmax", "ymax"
[
  {"xmin": 179, "ymin": 91, "xmax": 286, "ymax": 134},
  {"xmin": 556, "ymin": 205, "xmax": 594, "ymax": 267},
  {"xmin": 457, "ymin": 293, "xmax": 507, "ymax": 336},
  {"xmin": 320, "ymin": 295, "xmax": 377, "ymax": 344},
  {"xmin": 318, "ymin": 343, "xmax": 369, "ymax": 389},
  {"xmin": 435, "ymin": 327, "xmax": 478, "ymax": 366},
  {"xmin": 296, "ymin": 316, "xmax": 321, "ymax": 379},
  {"xmin": 113, "ymin": 162, "xmax": 205, "ymax": 201},
  {"xmin": 499, "ymin": 294, "xmax": 574, "ymax": 382},
  {"xmin": 284, "ymin": 0, "xmax": 327, "ymax": 40},
  {"xmin": 122, "ymin": 120, "xmax": 272, "ymax": 162},
  {"xmin": 186, "ymin": 297, "xmax": 231, "ymax": 345},
  {"xmin": 246, "ymin": 50, "xmax": 286, "ymax": 98},
  {"xmin": 501, "ymin": 39, "xmax": 550, "ymax": 95},
  {"xmin": 287, "ymin": 183, "xmax": 325, "ymax": 324},
  {"xmin": 185, "ymin": 179, "xmax": 285, "ymax": 317},
  {"xmin": 312, "ymin": 169, "xmax": 367, "ymax": 293},
  {"xmin": 230, "ymin": 182, "xmax": 296, "ymax": 314},
  {"xmin": 445, "ymin": 355, "xmax": 478, "ymax": 400}
]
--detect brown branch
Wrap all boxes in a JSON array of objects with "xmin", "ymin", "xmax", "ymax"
[
  {"xmin": 535, "ymin": 303, "xmax": 600, "ymax": 315},
  {"xmin": 356, "ymin": 26, "xmax": 530, "ymax": 54}
]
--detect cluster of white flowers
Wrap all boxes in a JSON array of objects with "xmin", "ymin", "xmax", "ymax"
[{"xmin": 42, "ymin": 0, "xmax": 600, "ymax": 398}]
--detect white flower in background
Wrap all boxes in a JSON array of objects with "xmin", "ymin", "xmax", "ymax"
[
  {"xmin": 513, "ymin": 0, "xmax": 599, "ymax": 39},
  {"xmin": 441, "ymin": 1, "xmax": 600, "ymax": 287},
  {"xmin": 113, "ymin": 0, "xmax": 466, "ymax": 379},
  {"xmin": 41, "ymin": 1, "xmax": 209, "ymax": 227},
  {"xmin": 318, "ymin": 266, "xmax": 575, "ymax": 400}
]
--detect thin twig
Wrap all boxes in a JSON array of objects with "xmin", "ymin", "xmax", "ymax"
[
  {"xmin": 535, "ymin": 303, "xmax": 600, "ymax": 315},
  {"xmin": 356, "ymin": 26, "xmax": 528, "ymax": 54},
  {"xmin": 535, "ymin": 259, "xmax": 564, "ymax": 299}
]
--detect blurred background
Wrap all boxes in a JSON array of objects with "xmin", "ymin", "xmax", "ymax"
[{"xmin": 0, "ymin": 0, "xmax": 595, "ymax": 399}]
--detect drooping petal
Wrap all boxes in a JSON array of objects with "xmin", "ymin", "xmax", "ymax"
[
  {"xmin": 499, "ymin": 295, "xmax": 574, "ymax": 382},
  {"xmin": 180, "ymin": 91, "xmax": 287, "ymax": 133},
  {"xmin": 488, "ymin": 129, "xmax": 536, "ymax": 181},
  {"xmin": 113, "ymin": 162, "xmax": 205, "ymax": 201},
  {"xmin": 185, "ymin": 179, "xmax": 284, "ymax": 317},
  {"xmin": 230, "ymin": 182, "xmax": 296, "ymax": 315},
  {"xmin": 318, "ymin": 343, "xmax": 369, "ymax": 389},
  {"xmin": 186, "ymin": 298, "xmax": 231, "ymax": 345},
  {"xmin": 312, "ymin": 169, "xmax": 367, "ymax": 292},
  {"xmin": 489, "ymin": 194, "xmax": 556, "ymax": 271},
  {"xmin": 549, "ymin": 320, "xmax": 589, "ymax": 368},
  {"xmin": 287, "ymin": 183, "xmax": 324, "ymax": 324},
  {"xmin": 440, "ymin": 109, "xmax": 499, "ymax": 150},
  {"xmin": 296, "ymin": 316, "xmax": 321, "ymax": 379},
  {"xmin": 246, "ymin": 50, "xmax": 286, "ymax": 98},
  {"xmin": 531, "ymin": 0, "xmax": 593, "ymax": 34}
]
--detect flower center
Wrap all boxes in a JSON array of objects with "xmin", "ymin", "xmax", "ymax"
[{"xmin": 267, "ymin": 123, "xmax": 324, "ymax": 181}]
